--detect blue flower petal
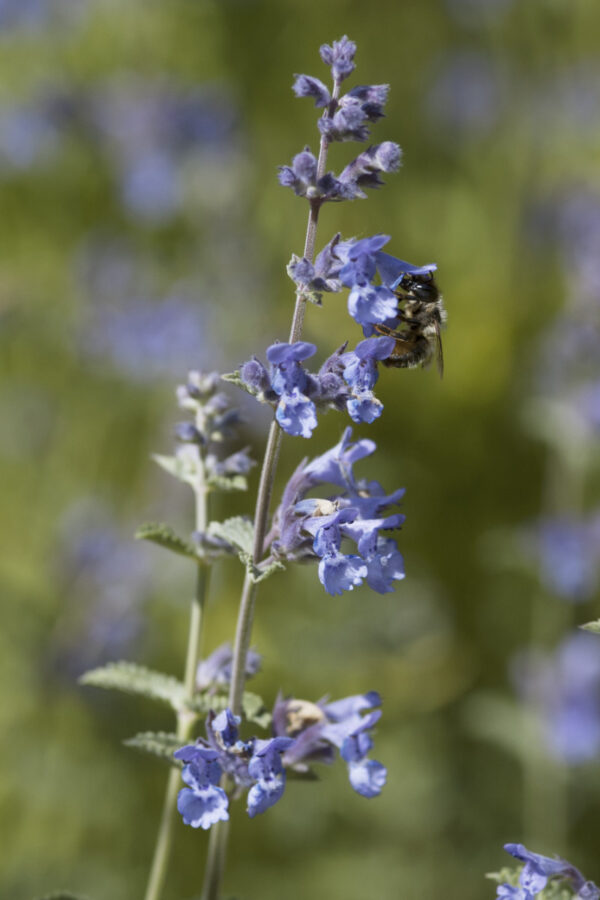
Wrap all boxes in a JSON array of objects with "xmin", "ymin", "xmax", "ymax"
[
  {"xmin": 318, "ymin": 553, "xmax": 367, "ymax": 595},
  {"xmin": 177, "ymin": 784, "xmax": 229, "ymax": 829},
  {"xmin": 347, "ymin": 759, "xmax": 387, "ymax": 797}
]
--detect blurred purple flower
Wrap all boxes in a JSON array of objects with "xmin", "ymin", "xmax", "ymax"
[
  {"xmin": 51, "ymin": 500, "xmax": 153, "ymax": 674},
  {"xmin": 511, "ymin": 632, "xmax": 600, "ymax": 764},
  {"xmin": 0, "ymin": 0, "xmax": 88, "ymax": 31},
  {"xmin": 427, "ymin": 51, "xmax": 503, "ymax": 137},
  {"xmin": 84, "ymin": 290, "xmax": 213, "ymax": 382},
  {"xmin": 88, "ymin": 77, "xmax": 239, "ymax": 221},
  {"xmin": 445, "ymin": 0, "xmax": 513, "ymax": 27},
  {"xmin": 196, "ymin": 642, "xmax": 262, "ymax": 691},
  {"xmin": 526, "ymin": 515, "xmax": 600, "ymax": 602},
  {"xmin": 76, "ymin": 241, "xmax": 216, "ymax": 382},
  {"xmin": 0, "ymin": 102, "xmax": 61, "ymax": 170}
]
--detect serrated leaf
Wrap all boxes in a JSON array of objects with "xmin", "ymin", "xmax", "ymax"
[
  {"xmin": 242, "ymin": 691, "xmax": 272, "ymax": 729},
  {"xmin": 124, "ymin": 731, "xmax": 183, "ymax": 767},
  {"xmin": 186, "ymin": 690, "xmax": 271, "ymax": 729},
  {"xmin": 300, "ymin": 289, "xmax": 323, "ymax": 306},
  {"xmin": 186, "ymin": 692, "xmax": 228, "ymax": 715},
  {"xmin": 221, "ymin": 370, "xmax": 256, "ymax": 396},
  {"xmin": 135, "ymin": 522, "xmax": 199, "ymax": 560},
  {"xmin": 581, "ymin": 620, "xmax": 600, "ymax": 634},
  {"xmin": 207, "ymin": 473, "xmax": 248, "ymax": 493},
  {"xmin": 152, "ymin": 452, "xmax": 196, "ymax": 487},
  {"xmin": 80, "ymin": 662, "xmax": 187, "ymax": 711},
  {"xmin": 247, "ymin": 558, "xmax": 285, "ymax": 584},
  {"xmin": 208, "ymin": 516, "xmax": 254, "ymax": 557}
]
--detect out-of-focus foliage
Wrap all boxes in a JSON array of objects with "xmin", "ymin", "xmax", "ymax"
[{"xmin": 1, "ymin": 0, "xmax": 600, "ymax": 898}]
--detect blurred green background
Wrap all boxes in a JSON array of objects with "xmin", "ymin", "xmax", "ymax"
[{"xmin": 1, "ymin": 0, "xmax": 600, "ymax": 898}]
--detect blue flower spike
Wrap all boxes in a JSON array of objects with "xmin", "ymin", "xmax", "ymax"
[{"xmin": 497, "ymin": 843, "xmax": 600, "ymax": 900}]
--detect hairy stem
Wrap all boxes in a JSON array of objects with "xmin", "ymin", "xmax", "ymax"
[
  {"xmin": 143, "ymin": 447, "xmax": 210, "ymax": 900},
  {"xmin": 227, "ymin": 79, "xmax": 340, "ymax": 719},
  {"xmin": 203, "ymin": 75, "xmax": 342, "ymax": 900}
]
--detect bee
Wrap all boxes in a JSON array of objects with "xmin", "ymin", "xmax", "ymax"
[{"xmin": 376, "ymin": 271, "xmax": 446, "ymax": 377}]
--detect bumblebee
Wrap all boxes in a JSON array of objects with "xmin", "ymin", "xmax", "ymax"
[{"xmin": 376, "ymin": 271, "xmax": 446, "ymax": 377}]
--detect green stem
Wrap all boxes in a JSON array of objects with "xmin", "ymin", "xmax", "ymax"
[
  {"xmin": 201, "ymin": 820, "xmax": 230, "ymax": 900},
  {"xmin": 143, "ymin": 447, "xmax": 210, "ymax": 900},
  {"xmin": 200, "ymin": 76, "xmax": 343, "ymax": 900}
]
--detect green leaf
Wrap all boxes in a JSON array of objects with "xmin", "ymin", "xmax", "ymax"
[
  {"xmin": 208, "ymin": 516, "xmax": 254, "ymax": 557},
  {"xmin": 242, "ymin": 691, "xmax": 272, "ymax": 729},
  {"xmin": 187, "ymin": 692, "xmax": 226, "ymax": 715},
  {"xmin": 135, "ymin": 522, "xmax": 198, "ymax": 560},
  {"xmin": 186, "ymin": 690, "xmax": 271, "ymax": 729},
  {"xmin": 207, "ymin": 473, "xmax": 248, "ymax": 493},
  {"xmin": 247, "ymin": 557, "xmax": 285, "ymax": 584},
  {"xmin": 124, "ymin": 731, "xmax": 183, "ymax": 767},
  {"xmin": 80, "ymin": 662, "xmax": 187, "ymax": 711},
  {"xmin": 221, "ymin": 370, "xmax": 255, "ymax": 396},
  {"xmin": 152, "ymin": 452, "xmax": 195, "ymax": 487},
  {"xmin": 581, "ymin": 619, "xmax": 600, "ymax": 634}
]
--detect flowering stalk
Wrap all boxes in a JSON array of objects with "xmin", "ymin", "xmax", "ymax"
[
  {"xmin": 195, "ymin": 57, "xmax": 341, "ymax": 900},
  {"xmin": 227, "ymin": 68, "xmax": 341, "ymax": 719},
  {"xmin": 144, "ymin": 422, "xmax": 211, "ymax": 900}
]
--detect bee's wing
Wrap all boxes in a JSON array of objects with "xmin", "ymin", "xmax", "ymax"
[{"xmin": 434, "ymin": 321, "xmax": 444, "ymax": 378}]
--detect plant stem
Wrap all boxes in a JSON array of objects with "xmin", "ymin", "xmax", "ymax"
[
  {"xmin": 198, "ymin": 77, "xmax": 342, "ymax": 900},
  {"xmin": 227, "ymin": 82, "xmax": 339, "ymax": 718},
  {"xmin": 201, "ymin": 820, "xmax": 230, "ymax": 900},
  {"xmin": 143, "ymin": 447, "xmax": 210, "ymax": 900}
]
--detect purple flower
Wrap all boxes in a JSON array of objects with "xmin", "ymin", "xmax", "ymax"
[
  {"xmin": 196, "ymin": 642, "xmax": 260, "ymax": 690},
  {"xmin": 511, "ymin": 633, "xmax": 600, "ymax": 764},
  {"xmin": 502, "ymin": 843, "xmax": 595, "ymax": 898},
  {"xmin": 528, "ymin": 515, "xmax": 600, "ymax": 602},
  {"xmin": 247, "ymin": 737, "xmax": 294, "ymax": 817},
  {"xmin": 274, "ymin": 691, "xmax": 386, "ymax": 798},
  {"xmin": 342, "ymin": 337, "xmax": 393, "ymax": 393},
  {"xmin": 175, "ymin": 748, "xmax": 229, "ymax": 830},
  {"xmin": 303, "ymin": 426, "xmax": 376, "ymax": 490},
  {"xmin": 318, "ymin": 85, "xmax": 390, "ymax": 143},
  {"xmin": 427, "ymin": 51, "xmax": 503, "ymax": 138},
  {"xmin": 277, "ymin": 148, "xmax": 318, "ymax": 197},
  {"xmin": 287, "ymin": 233, "xmax": 346, "ymax": 296},
  {"xmin": 292, "ymin": 74, "xmax": 331, "ymax": 108},
  {"xmin": 266, "ymin": 341, "xmax": 317, "ymax": 396},
  {"xmin": 338, "ymin": 142, "xmax": 402, "ymax": 198},
  {"xmin": 175, "ymin": 712, "xmax": 296, "ymax": 828},
  {"xmin": 319, "ymin": 36, "xmax": 357, "ymax": 83},
  {"xmin": 268, "ymin": 428, "xmax": 405, "ymax": 594},
  {"xmin": 276, "ymin": 387, "xmax": 318, "ymax": 438},
  {"xmin": 341, "ymin": 337, "xmax": 396, "ymax": 422}
]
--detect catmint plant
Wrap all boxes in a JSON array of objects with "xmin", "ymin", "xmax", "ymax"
[
  {"xmin": 489, "ymin": 843, "xmax": 599, "ymax": 900},
  {"xmin": 78, "ymin": 36, "xmax": 443, "ymax": 900}
]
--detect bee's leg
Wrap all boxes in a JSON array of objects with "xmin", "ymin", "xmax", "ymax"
[{"xmin": 374, "ymin": 323, "xmax": 404, "ymax": 339}]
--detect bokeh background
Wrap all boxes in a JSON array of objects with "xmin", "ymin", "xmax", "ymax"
[{"xmin": 1, "ymin": 0, "xmax": 600, "ymax": 898}]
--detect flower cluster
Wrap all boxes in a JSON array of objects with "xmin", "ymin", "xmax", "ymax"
[
  {"xmin": 175, "ymin": 689, "xmax": 386, "ymax": 829},
  {"xmin": 528, "ymin": 514, "xmax": 600, "ymax": 602},
  {"xmin": 240, "ymin": 337, "xmax": 399, "ymax": 433},
  {"xmin": 175, "ymin": 709, "xmax": 294, "ymax": 828},
  {"xmin": 510, "ymin": 632, "xmax": 600, "ymax": 765},
  {"xmin": 278, "ymin": 36, "xmax": 401, "ymax": 204},
  {"xmin": 268, "ymin": 427, "xmax": 405, "ymax": 595},
  {"xmin": 497, "ymin": 843, "xmax": 599, "ymax": 900},
  {"xmin": 273, "ymin": 691, "xmax": 387, "ymax": 798},
  {"xmin": 196, "ymin": 642, "xmax": 262, "ymax": 692},
  {"xmin": 174, "ymin": 370, "xmax": 255, "ymax": 489},
  {"xmin": 288, "ymin": 231, "xmax": 436, "ymax": 335}
]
